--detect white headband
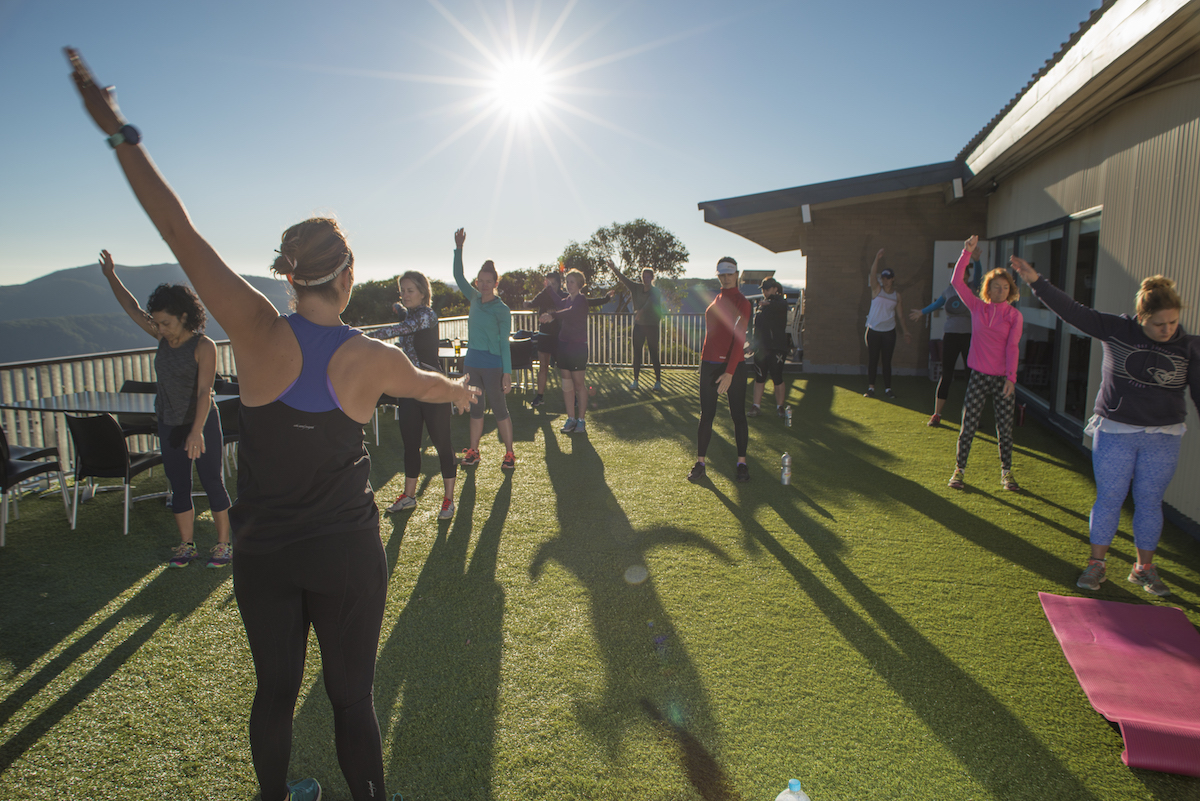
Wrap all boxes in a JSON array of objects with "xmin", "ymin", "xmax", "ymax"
[
  {"xmin": 716, "ymin": 260, "xmax": 738, "ymax": 275},
  {"xmin": 291, "ymin": 252, "xmax": 351, "ymax": 286}
]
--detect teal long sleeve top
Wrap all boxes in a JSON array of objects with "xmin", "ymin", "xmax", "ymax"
[{"xmin": 454, "ymin": 248, "xmax": 512, "ymax": 374}]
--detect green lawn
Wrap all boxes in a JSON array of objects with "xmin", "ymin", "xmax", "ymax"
[{"xmin": 1, "ymin": 371, "xmax": 1199, "ymax": 800}]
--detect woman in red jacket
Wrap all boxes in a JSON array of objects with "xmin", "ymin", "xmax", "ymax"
[{"xmin": 689, "ymin": 258, "xmax": 752, "ymax": 483}]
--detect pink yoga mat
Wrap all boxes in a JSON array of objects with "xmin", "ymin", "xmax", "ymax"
[{"xmin": 1039, "ymin": 592, "xmax": 1200, "ymax": 776}]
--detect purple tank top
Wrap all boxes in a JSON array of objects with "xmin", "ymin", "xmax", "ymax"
[{"xmin": 276, "ymin": 314, "xmax": 362, "ymax": 412}]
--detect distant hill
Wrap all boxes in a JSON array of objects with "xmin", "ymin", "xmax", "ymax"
[{"xmin": 0, "ymin": 263, "xmax": 294, "ymax": 364}]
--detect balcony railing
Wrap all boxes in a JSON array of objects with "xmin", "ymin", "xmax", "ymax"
[{"xmin": 1, "ymin": 312, "xmax": 707, "ymax": 457}]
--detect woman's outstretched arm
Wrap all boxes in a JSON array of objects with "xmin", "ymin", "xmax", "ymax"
[
  {"xmin": 66, "ymin": 49, "xmax": 277, "ymax": 345},
  {"xmin": 99, "ymin": 249, "xmax": 159, "ymax": 339}
]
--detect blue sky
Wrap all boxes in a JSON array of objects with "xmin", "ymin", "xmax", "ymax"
[{"xmin": 0, "ymin": 0, "xmax": 1098, "ymax": 292}]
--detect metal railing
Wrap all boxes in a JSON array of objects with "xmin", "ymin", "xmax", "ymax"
[{"xmin": 1, "ymin": 312, "xmax": 707, "ymax": 454}]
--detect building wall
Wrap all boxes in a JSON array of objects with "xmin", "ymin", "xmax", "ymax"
[
  {"xmin": 986, "ymin": 77, "xmax": 1200, "ymax": 526},
  {"xmin": 801, "ymin": 192, "xmax": 987, "ymax": 375}
]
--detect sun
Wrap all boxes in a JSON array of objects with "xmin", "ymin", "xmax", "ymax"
[{"xmin": 491, "ymin": 58, "xmax": 549, "ymax": 119}]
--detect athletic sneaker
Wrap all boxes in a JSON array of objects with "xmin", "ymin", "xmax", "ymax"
[
  {"xmin": 777, "ymin": 405, "xmax": 787, "ymax": 417},
  {"xmin": 169, "ymin": 542, "xmax": 198, "ymax": 568},
  {"xmin": 747, "ymin": 405, "xmax": 761, "ymax": 417},
  {"xmin": 947, "ymin": 467, "xmax": 965, "ymax": 490},
  {"xmin": 1076, "ymin": 559, "xmax": 1107, "ymax": 591},
  {"xmin": 286, "ymin": 778, "xmax": 321, "ymax": 801},
  {"xmin": 687, "ymin": 461, "xmax": 706, "ymax": 483},
  {"xmin": 628, "ymin": 381, "xmax": 639, "ymax": 391},
  {"xmin": 387, "ymin": 493, "xmax": 417, "ymax": 512},
  {"xmin": 863, "ymin": 387, "xmax": 875, "ymax": 398},
  {"xmin": 206, "ymin": 542, "xmax": 232, "ymax": 569},
  {"xmin": 1128, "ymin": 563, "xmax": 1171, "ymax": 597},
  {"xmin": 459, "ymin": 448, "xmax": 480, "ymax": 466},
  {"xmin": 1001, "ymin": 470, "xmax": 1021, "ymax": 492},
  {"xmin": 560, "ymin": 417, "xmax": 577, "ymax": 433},
  {"xmin": 438, "ymin": 496, "xmax": 455, "ymax": 520},
  {"xmin": 884, "ymin": 388, "xmax": 897, "ymax": 400},
  {"xmin": 531, "ymin": 394, "xmax": 544, "ymax": 408},
  {"xmin": 927, "ymin": 413, "xmax": 942, "ymax": 427},
  {"xmin": 501, "ymin": 451, "xmax": 516, "ymax": 470},
  {"xmin": 574, "ymin": 419, "xmax": 587, "ymax": 435},
  {"xmin": 652, "ymin": 380, "xmax": 662, "ymax": 391},
  {"xmin": 736, "ymin": 463, "xmax": 750, "ymax": 482}
]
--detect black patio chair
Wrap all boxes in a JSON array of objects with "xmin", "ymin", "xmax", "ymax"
[
  {"xmin": 1, "ymin": 426, "xmax": 70, "ymax": 547},
  {"xmin": 213, "ymin": 379, "xmax": 241, "ymax": 478},
  {"xmin": 65, "ymin": 413, "xmax": 164, "ymax": 536},
  {"xmin": 117, "ymin": 379, "xmax": 159, "ymax": 440}
]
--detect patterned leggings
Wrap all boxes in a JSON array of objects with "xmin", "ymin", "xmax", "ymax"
[
  {"xmin": 955, "ymin": 372, "xmax": 1015, "ymax": 471},
  {"xmin": 1089, "ymin": 430, "xmax": 1182, "ymax": 550}
]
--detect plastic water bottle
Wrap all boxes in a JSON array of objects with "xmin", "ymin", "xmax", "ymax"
[
  {"xmin": 775, "ymin": 778, "xmax": 811, "ymax": 801},
  {"xmin": 453, "ymin": 337, "xmax": 462, "ymax": 357},
  {"xmin": 780, "ymin": 452, "xmax": 792, "ymax": 485},
  {"xmin": 784, "ymin": 406, "xmax": 792, "ymax": 427}
]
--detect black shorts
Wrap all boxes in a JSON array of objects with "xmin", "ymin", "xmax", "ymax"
[
  {"xmin": 536, "ymin": 330, "xmax": 559, "ymax": 357},
  {"xmin": 558, "ymin": 341, "xmax": 587, "ymax": 371},
  {"xmin": 753, "ymin": 349, "xmax": 787, "ymax": 385}
]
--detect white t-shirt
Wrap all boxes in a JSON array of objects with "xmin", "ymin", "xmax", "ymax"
[{"xmin": 865, "ymin": 290, "xmax": 898, "ymax": 332}]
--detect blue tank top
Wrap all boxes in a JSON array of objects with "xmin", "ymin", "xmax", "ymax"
[{"xmin": 229, "ymin": 314, "xmax": 378, "ymax": 554}]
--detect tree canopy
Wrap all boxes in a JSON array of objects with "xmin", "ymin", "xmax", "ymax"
[{"xmin": 585, "ymin": 219, "xmax": 689, "ymax": 284}]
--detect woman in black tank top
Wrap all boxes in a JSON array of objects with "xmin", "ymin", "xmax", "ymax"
[{"xmin": 70, "ymin": 50, "xmax": 479, "ymax": 801}]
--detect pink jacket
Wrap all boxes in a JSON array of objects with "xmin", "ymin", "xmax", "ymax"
[{"xmin": 951, "ymin": 250, "xmax": 1022, "ymax": 382}]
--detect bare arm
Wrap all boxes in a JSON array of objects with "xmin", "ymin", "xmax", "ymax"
[
  {"xmin": 895, "ymin": 294, "xmax": 911, "ymax": 341},
  {"xmin": 67, "ymin": 50, "xmax": 279, "ymax": 348},
  {"xmin": 184, "ymin": 337, "xmax": 218, "ymax": 459},
  {"xmin": 868, "ymin": 248, "xmax": 884, "ymax": 297},
  {"xmin": 100, "ymin": 250, "xmax": 158, "ymax": 339}
]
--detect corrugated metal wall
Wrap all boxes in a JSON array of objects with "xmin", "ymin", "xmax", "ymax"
[{"xmin": 987, "ymin": 78, "xmax": 1200, "ymax": 526}]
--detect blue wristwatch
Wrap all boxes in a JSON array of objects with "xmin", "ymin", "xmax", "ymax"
[{"xmin": 106, "ymin": 124, "xmax": 141, "ymax": 148}]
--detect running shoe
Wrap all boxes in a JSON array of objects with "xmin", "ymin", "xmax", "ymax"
[
  {"xmin": 459, "ymin": 448, "xmax": 481, "ymax": 466},
  {"xmin": 574, "ymin": 419, "xmax": 587, "ymax": 435},
  {"xmin": 863, "ymin": 387, "xmax": 875, "ymax": 398},
  {"xmin": 1128, "ymin": 563, "xmax": 1171, "ymax": 597},
  {"xmin": 206, "ymin": 542, "xmax": 232, "ymax": 569},
  {"xmin": 501, "ymin": 451, "xmax": 516, "ymax": 470},
  {"xmin": 687, "ymin": 461, "xmax": 706, "ymax": 483},
  {"xmin": 777, "ymin": 405, "xmax": 787, "ymax": 417},
  {"xmin": 947, "ymin": 468, "xmax": 965, "ymax": 490},
  {"xmin": 531, "ymin": 394, "xmax": 544, "ymax": 408},
  {"xmin": 560, "ymin": 417, "xmax": 577, "ymax": 433},
  {"xmin": 1076, "ymin": 559, "xmax": 1107, "ymax": 591},
  {"xmin": 652, "ymin": 380, "xmax": 662, "ymax": 391},
  {"xmin": 747, "ymin": 405, "xmax": 761, "ymax": 417},
  {"xmin": 628, "ymin": 381, "xmax": 639, "ymax": 391},
  {"xmin": 927, "ymin": 413, "xmax": 941, "ymax": 427},
  {"xmin": 438, "ymin": 496, "xmax": 455, "ymax": 520},
  {"xmin": 286, "ymin": 778, "xmax": 321, "ymax": 801},
  {"xmin": 736, "ymin": 462, "xmax": 750, "ymax": 482},
  {"xmin": 1001, "ymin": 470, "xmax": 1021, "ymax": 492},
  {"xmin": 169, "ymin": 542, "xmax": 198, "ymax": 568},
  {"xmin": 884, "ymin": 388, "xmax": 897, "ymax": 400},
  {"xmin": 387, "ymin": 493, "xmax": 417, "ymax": 512}
]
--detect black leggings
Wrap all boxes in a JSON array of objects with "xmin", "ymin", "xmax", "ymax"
[
  {"xmin": 865, "ymin": 327, "xmax": 897, "ymax": 388},
  {"xmin": 936, "ymin": 332, "xmax": 972, "ymax": 401},
  {"xmin": 632, "ymin": 323, "xmax": 662, "ymax": 382},
  {"xmin": 158, "ymin": 409, "xmax": 230, "ymax": 514},
  {"xmin": 397, "ymin": 397, "xmax": 455, "ymax": 480},
  {"xmin": 233, "ymin": 529, "xmax": 388, "ymax": 801},
  {"xmin": 698, "ymin": 360, "xmax": 748, "ymax": 458}
]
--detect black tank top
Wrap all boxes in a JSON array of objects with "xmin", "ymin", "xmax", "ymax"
[{"xmin": 229, "ymin": 315, "xmax": 379, "ymax": 554}]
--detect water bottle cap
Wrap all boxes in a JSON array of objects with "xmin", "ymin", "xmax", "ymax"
[{"xmin": 789, "ymin": 779, "xmax": 801, "ymax": 792}]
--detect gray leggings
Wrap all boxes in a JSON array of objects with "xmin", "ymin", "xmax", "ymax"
[{"xmin": 467, "ymin": 366, "xmax": 510, "ymax": 422}]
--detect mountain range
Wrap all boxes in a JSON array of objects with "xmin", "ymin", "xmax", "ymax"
[{"xmin": 0, "ymin": 263, "xmax": 294, "ymax": 364}]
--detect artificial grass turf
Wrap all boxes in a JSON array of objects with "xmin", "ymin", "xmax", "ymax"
[{"xmin": 0, "ymin": 371, "xmax": 1198, "ymax": 800}]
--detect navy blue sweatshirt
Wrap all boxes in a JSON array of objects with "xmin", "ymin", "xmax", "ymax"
[{"xmin": 1029, "ymin": 276, "xmax": 1200, "ymax": 426}]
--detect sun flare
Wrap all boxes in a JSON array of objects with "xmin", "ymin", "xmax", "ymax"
[{"xmin": 491, "ymin": 59, "xmax": 549, "ymax": 118}]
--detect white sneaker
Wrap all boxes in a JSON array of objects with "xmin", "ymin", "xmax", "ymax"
[{"xmin": 387, "ymin": 493, "xmax": 417, "ymax": 512}]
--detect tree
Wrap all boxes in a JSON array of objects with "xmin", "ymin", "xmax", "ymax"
[
  {"xmin": 585, "ymin": 219, "xmax": 689, "ymax": 285},
  {"xmin": 497, "ymin": 267, "xmax": 546, "ymax": 311},
  {"xmin": 343, "ymin": 278, "xmax": 398, "ymax": 326}
]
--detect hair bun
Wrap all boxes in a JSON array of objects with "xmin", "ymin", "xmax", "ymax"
[{"xmin": 1141, "ymin": 275, "xmax": 1175, "ymax": 292}]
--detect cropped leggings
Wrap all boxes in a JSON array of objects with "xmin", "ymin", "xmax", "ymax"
[
  {"xmin": 158, "ymin": 408, "xmax": 231, "ymax": 515},
  {"xmin": 697, "ymin": 360, "xmax": 748, "ymax": 458},
  {"xmin": 233, "ymin": 529, "xmax": 388, "ymax": 801},
  {"xmin": 397, "ymin": 396, "xmax": 455, "ymax": 480},
  {"xmin": 865, "ymin": 327, "xmax": 896, "ymax": 388},
  {"xmin": 1089, "ymin": 429, "xmax": 1182, "ymax": 551},
  {"xmin": 955, "ymin": 372, "xmax": 1015, "ymax": 471},
  {"xmin": 467, "ymin": 365, "xmax": 510, "ymax": 423},
  {"xmin": 936, "ymin": 332, "xmax": 972, "ymax": 401}
]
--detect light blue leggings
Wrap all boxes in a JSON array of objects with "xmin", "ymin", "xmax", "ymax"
[{"xmin": 1089, "ymin": 430, "xmax": 1182, "ymax": 550}]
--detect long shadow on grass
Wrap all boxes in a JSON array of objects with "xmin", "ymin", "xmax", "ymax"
[
  {"xmin": 530, "ymin": 432, "xmax": 735, "ymax": 785},
  {"xmin": 374, "ymin": 468, "xmax": 509, "ymax": 799},
  {"xmin": 0, "ymin": 566, "xmax": 229, "ymax": 775},
  {"xmin": 711, "ymin": 486, "xmax": 1103, "ymax": 800}
]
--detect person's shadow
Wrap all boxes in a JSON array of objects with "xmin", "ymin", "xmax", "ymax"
[{"xmin": 530, "ymin": 432, "xmax": 739, "ymax": 794}]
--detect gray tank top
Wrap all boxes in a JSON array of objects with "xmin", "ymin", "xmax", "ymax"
[{"xmin": 155, "ymin": 335, "xmax": 200, "ymax": 427}]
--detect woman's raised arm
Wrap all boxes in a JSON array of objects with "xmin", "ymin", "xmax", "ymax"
[
  {"xmin": 100, "ymin": 249, "xmax": 158, "ymax": 339},
  {"xmin": 66, "ymin": 49, "xmax": 277, "ymax": 344}
]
